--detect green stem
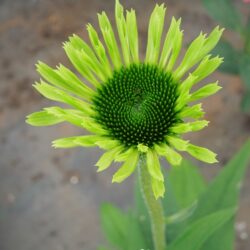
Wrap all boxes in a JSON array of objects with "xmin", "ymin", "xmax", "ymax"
[{"xmin": 138, "ymin": 154, "xmax": 166, "ymax": 250}]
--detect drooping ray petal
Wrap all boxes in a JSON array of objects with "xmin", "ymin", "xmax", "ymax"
[
  {"xmin": 145, "ymin": 4, "xmax": 166, "ymax": 64},
  {"xmin": 33, "ymin": 81, "xmax": 94, "ymax": 114},
  {"xmin": 26, "ymin": 109, "xmax": 65, "ymax": 126},
  {"xmin": 137, "ymin": 143, "xmax": 149, "ymax": 153},
  {"xmin": 174, "ymin": 32, "xmax": 206, "ymax": 79},
  {"xmin": 166, "ymin": 136, "xmax": 189, "ymax": 151},
  {"xmin": 36, "ymin": 62, "xmax": 94, "ymax": 100},
  {"xmin": 179, "ymin": 103, "xmax": 204, "ymax": 119},
  {"xmin": 74, "ymin": 135, "xmax": 105, "ymax": 147},
  {"xmin": 171, "ymin": 120, "xmax": 209, "ymax": 134},
  {"xmin": 151, "ymin": 177, "xmax": 165, "ymax": 199},
  {"xmin": 66, "ymin": 41, "xmax": 107, "ymax": 82},
  {"xmin": 159, "ymin": 17, "xmax": 181, "ymax": 68},
  {"xmin": 96, "ymin": 145, "xmax": 124, "ymax": 172},
  {"xmin": 155, "ymin": 144, "xmax": 182, "ymax": 166},
  {"xmin": 63, "ymin": 43, "xmax": 100, "ymax": 87},
  {"xmin": 95, "ymin": 139, "xmax": 121, "ymax": 150},
  {"xmin": 44, "ymin": 106, "xmax": 91, "ymax": 128},
  {"xmin": 98, "ymin": 11, "xmax": 122, "ymax": 69},
  {"xmin": 126, "ymin": 9, "xmax": 139, "ymax": 63},
  {"xmin": 81, "ymin": 118, "xmax": 107, "ymax": 135},
  {"xmin": 174, "ymin": 27, "xmax": 224, "ymax": 79},
  {"xmin": 189, "ymin": 82, "xmax": 222, "ymax": 102},
  {"xmin": 165, "ymin": 21, "xmax": 183, "ymax": 71},
  {"xmin": 201, "ymin": 26, "xmax": 224, "ymax": 59},
  {"xmin": 112, "ymin": 148, "xmax": 139, "ymax": 183},
  {"xmin": 52, "ymin": 135, "xmax": 100, "ymax": 148},
  {"xmin": 87, "ymin": 24, "xmax": 112, "ymax": 77},
  {"xmin": 187, "ymin": 143, "xmax": 218, "ymax": 163},
  {"xmin": 191, "ymin": 55, "xmax": 223, "ymax": 84},
  {"xmin": 115, "ymin": 0, "xmax": 130, "ymax": 65},
  {"xmin": 146, "ymin": 149, "xmax": 164, "ymax": 181}
]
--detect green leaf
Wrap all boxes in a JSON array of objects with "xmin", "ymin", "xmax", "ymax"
[
  {"xmin": 190, "ymin": 139, "xmax": 250, "ymax": 250},
  {"xmin": 240, "ymin": 54, "xmax": 250, "ymax": 90},
  {"xmin": 241, "ymin": 91, "xmax": 250, "ymax": 113},
  {"xmin": 212, "ymin": 40, "xmax": 239, "ymax": 75},
  {"xmin": 100, "ymin": 203, "xmax": 147, "ymax": 250},
  {"xmin": 168, "ymin": 207, "xmax": 236, "ymax": 250},
  {"xmin": 164, "ymin": 161, "xmax": 206, "ymax": 243},
  {"xmin": 202, "ymin": 0, "xmax": 242, "ymax": 32},
  {"xmin": 168, "ymin": 160, "xmax": 206, "ymax": 209}
]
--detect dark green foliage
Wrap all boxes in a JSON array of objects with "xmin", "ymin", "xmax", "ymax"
[
  {"xmin": 212, "ymin": 40, "xmax": 239, "ymax": 75},
  {"xmin": 100, "ymin": 140, "xmax": 250, "ymax": 250},
  {"xmin": 203, "ymin": 0, "xmax": 250, "ymax": 112},
  {"xmin": 202, "ymin": 0, "xmax": 242, "ymax": 32},
  {"xmin": 93, "ymin": 63, "xmax": 180, "ymax": 147}
]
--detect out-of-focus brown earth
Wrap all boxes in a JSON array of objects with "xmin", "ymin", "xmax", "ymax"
[{"xmin": 0, "ymin": 0, "xmax": 249, "ymax": 249}]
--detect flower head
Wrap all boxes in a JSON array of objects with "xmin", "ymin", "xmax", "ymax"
[{"xmin": 26, "ymin": 0, "xmax": 223, "ymax": 198}]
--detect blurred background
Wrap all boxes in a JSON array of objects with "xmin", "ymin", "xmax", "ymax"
[{"xmin": 0, "ymin": 0, "xmax": 250, "ymax": 249}]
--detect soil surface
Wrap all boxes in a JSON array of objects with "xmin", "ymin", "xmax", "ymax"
[{"xmin": 0, "ymin": 0, "xmax": 250, "ymax": 249}]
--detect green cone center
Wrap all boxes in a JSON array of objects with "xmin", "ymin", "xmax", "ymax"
[{"xmin": 93, "ymin": 63, "xmax": 180, "ymax": 147}]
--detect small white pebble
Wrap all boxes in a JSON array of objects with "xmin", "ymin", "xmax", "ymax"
[
  {"xmin": 239, "ymin": 232, "xmax": 248, "ymax": 240},
  {"xmin": 236, "ymin": 222, "xmax": 247, "ymax": 232},
  {"xmin": 70, "ymin": 175, "xmax": 79, "ymax": 184}
]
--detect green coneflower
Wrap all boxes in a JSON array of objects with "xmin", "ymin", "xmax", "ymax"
[{"xmin": 26, "ymin": 0, "xmax": 223, "ymax": 199}]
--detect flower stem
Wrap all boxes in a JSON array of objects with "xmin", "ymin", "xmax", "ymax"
[{"xmin": 138, "ymin": 154, "xmax": 166, "ymax": 250}]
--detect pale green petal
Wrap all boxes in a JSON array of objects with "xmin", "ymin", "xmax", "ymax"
[
  {"xmin": 187, "ymin": 143, "xmax": 218, "ymax": 163},
  {"xmin": 55, "ymin": 64, "xmax": 95, "ymax": 98},
  {"xmin": 146, "ymin": 149, "xmax": 164, "ymax": 181},
  {"xmin": 201, "ymin": 26, "xmax": 224, "ymax": 58},
  {"xmin": 126, "ymin": 9, "xmax": 139, "ymax": 63},
  {"xmin": 159, "ymin": 17, "xmax": 181, "ymax": 68},
  {"xmin": 189, "ymin": 82, "xmax": 222, "ymax": 102},
  {"xmin": 171, "ymin": 120, "xmax": 209, "ymax": 133},
  {"xmin": 63, "ymin": 42, "xmax": 100, "ymax": 87},
  {"xmin": 36, "ymin": 62, "xmax": 93, "ymax": 100},
  {"xmin": 189, "ymin": 120, "xmax": 209, "ymax": 131},
  {"xmin": 170, "ymin": 123, "xmax": 192, "ymax": 134},
  {"xmin": 166, "ymin": 136, "xmax": 189, "ymax": 151},
  {"xmin": 66, "ymin": 41, "xmax": 107, "ymax": 82},
  {"xmin": 151, "ymin": 177, "xmax": 165, "ymax": 199},
  {"xmin": 26, "ymin": 110, "xmax": 64, "ymax": 126},
  {"xmin": 179, "ymin": 103, "xmax": 204, "ymax": 119},
  {"xmin": 86, "ymin": 24, "xmax": 112, "ymax": 77},
  {"xmin": 178, "ymin": 74, "xmax": 198, "ymax": 95},
  {"xmin": 137, "ymin": 143, "xmax": 149, "ymax": 153},
  {"xmin": 114, "ymin": 147, "xmax": 134, "ymax": 162},
  {"xmin": 33, "ymin": 81, "xmax": 93, "ymax": 114},
  {"xmin": 81, "ymin": 118, "xmax": 107, "ymax": 135},
  {"xmin": 98, "ymin": 11, "xmax": 122, "ymax": 69},
  {"xmin": 112, "ymin": 149, "xmax": 139, "ymax": 183},
  {"xmin": 115, "ymin": 0, "xmax": 130, "ymax": 65},
  {"xmin": 165, "ymin": 21, "xmax": 183, "ymax": 71},
  {"xmin": 191, "ymin": 56, "xmax": 223, "ymax": 83},
  {"xmin": 145, "ymin": 4, "xmax": 166, "ymax": 64},
  {"xmin": 174, "ymin": 27, "xmax": 223, "ymax": 79},
  {"xmin": 96, "ymin": 146, "xmax": 124, "ymax": 172},
  {"xmin": 44, "ymin": 106, "xmax": 90, "ymax": 128},
  {"xmin": 95, "ymin": 139, "xmax": 120, "ymax": 150},
  {"xmin": 174, "ymin": 32, "xmax": 206, "ymax": 79},
  {"xmin": 52, "ymin": 136, "xmax": 90, "ymax": 148},
  {"xmin": 68, "ymin": 34, "xmax": 107, "ymax": 81},
  {"xmin": 155, "ymin": 144, "xmax": 182, "ymax": 166},
  {"xmin": 74, "ymin": 135, "xmax": 103, "ymax": 147}
]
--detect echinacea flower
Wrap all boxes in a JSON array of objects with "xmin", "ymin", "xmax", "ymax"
[{"xmin": 26, "ymin": 0, "xmax": 223, "ymax": 199}]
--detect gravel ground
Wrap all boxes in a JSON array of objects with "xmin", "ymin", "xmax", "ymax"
[{"xmin": 0, "ymin": 0, "xmax": 250, "ymax": 249}]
